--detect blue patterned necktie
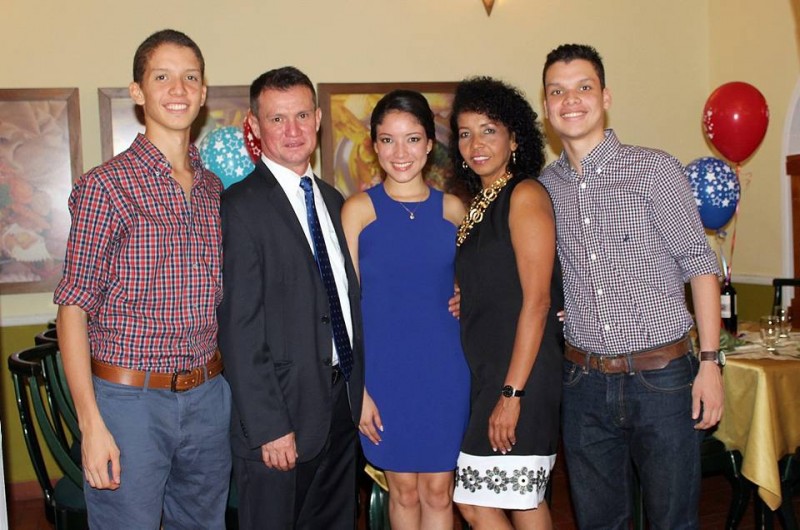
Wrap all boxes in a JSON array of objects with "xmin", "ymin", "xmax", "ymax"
[{"xmin": 299, "ymin": 176, "xmax": 353, "ymax": 381}]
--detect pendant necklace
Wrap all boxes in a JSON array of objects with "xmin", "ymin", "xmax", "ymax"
[
  {"xmin": 397, "ymin": 201, "xmax": 422, "ymax": 220},
  {"xmin": 386, "ymin": 186, "xmax": 427, "ymax": 220}
]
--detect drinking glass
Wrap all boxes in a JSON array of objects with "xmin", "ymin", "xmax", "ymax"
[
  {"xmin": 760, "ymin": 315, "xmax": 780, "ymax": 353},
  {"xmin": 772, "ymin": 306, "xmax": 792, "ymax": 339}
]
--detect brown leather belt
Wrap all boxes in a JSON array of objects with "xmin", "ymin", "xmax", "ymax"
[
  {"xmin": 91, "ymin": 350, "xmax": 223, "ymax": 392},
  {"xmin": 565, "ymin": 336, "xmax": 691, "ymax": 374}
]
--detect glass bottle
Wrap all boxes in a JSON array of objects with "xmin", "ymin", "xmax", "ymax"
[{"xmin": 720, "ymin": 278, "xmax": 737, "ymax": 334}]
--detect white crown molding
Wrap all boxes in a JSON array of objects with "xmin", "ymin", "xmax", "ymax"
[{"xmin": 0, "ymin": 313, "xmax": 55, "ymax": 328}]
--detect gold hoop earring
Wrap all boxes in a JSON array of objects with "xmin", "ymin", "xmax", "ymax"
[{"xmin": 462, "ymin": 160, "xmax": 469, "ymax": 170}]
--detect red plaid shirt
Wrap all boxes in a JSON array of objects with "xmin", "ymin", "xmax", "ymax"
[{"xmin": 54, "ymin": 134, "xmax": 223, "ymax": 372}]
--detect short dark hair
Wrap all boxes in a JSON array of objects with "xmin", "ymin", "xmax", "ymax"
[
  {"xmin": 449, "ymin": 77, "xmax": 545, "ymax": 195},
  {"xmin": 542, "ymin": 43, "xmax": 605, "ymax": 89},
  {"xmin": 132, "ymin": 29, "xmax": 204, "ymax": 84},
  {"xmin": 369, "ymin": 90, "xmax": 435, "ymax": 143},
  {"xmin": 249, "ymin": 66, "xmax": 316, "ymax": 116}
]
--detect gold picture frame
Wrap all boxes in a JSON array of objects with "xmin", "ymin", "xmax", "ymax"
[{"xmin": 317, "ymin": 82, "xmax": 463, "ymax": 199}]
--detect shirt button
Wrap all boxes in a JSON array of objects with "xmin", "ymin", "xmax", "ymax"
[
  {"xmin": 596, "ymin": 167, "xmax": 602, "ymax": 174},
  {"xmin": 596, "ymin": 288, "xmax": 604, "ymax": 296},
  {"xmin": 580, "ymin": 182, "xmax": 587, "ymax": 190},
  {"xmin": 603, "ymin": 324, "xmax": 611, "ymax": 331},
  {"xmin": 584, "ymin": 218, "xmax": 591, "ymax": 225},
  {"xmin": 590, "ymin": 253, "xmax": 597, "ymax": 260}
]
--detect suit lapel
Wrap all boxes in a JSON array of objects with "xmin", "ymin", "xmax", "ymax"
[{"xmin": 255, "ymin": 162, "xmax": 317, "ymax": 264}]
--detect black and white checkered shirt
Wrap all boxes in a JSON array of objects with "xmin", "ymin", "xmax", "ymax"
[{"xmin": 540, "ymin": 130, "xmax": 720, "ymax": 355}]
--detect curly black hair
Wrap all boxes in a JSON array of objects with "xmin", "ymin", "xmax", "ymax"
[{"xmin": 449, "ymin": 77, "xmax": 545, "ymax": 195}]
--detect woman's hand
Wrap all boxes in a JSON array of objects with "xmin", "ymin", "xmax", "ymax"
[
  {"xmin": 488, "ymin": 396, "xmax": 520, "ymax": 454},
  {"xmin": 448, "ymin": 285, "xmax": 461, "ymax": 319},
  {"xmin": 359, "ymin": 389, "xmax": 384, "ymax": 445}
]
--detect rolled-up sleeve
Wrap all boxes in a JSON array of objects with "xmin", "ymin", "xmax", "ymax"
[
  {"xmin": 650, "ymin": 156, "xmax": 720, "ymax": 282},
  {"xmin": 53, "ymin": 175, "xmax": 117, "ymax": 316}
]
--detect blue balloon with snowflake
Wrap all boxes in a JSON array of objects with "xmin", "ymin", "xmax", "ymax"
[
  {"xmin": 684, "ymin": 156, "xmax": 740, "ymax": 230},
  {"xmin": 197, "ymin": 126, "xmax": 254, "ymax": 189}
]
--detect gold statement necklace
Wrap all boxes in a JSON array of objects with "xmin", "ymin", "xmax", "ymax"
[{"xmin": 456, "ymin": 170, "xmax": 513, "ymax": 247}]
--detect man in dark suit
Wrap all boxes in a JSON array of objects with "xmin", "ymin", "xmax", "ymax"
[{"xmin": 218, "ymin": 66, "xmax": 364, "ymax": 530}]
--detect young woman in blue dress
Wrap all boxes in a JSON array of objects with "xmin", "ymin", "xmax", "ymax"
[{"xmin": 342, "ymin": 90, "xmax": 470, "ymax": 530}]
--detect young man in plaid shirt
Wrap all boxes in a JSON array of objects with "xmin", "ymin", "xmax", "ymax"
[
  {"xmin": 54, "ymin": 29, "xmax": 230, "ymax": 529},
  {"xmin": 540, "ymin": 44, "xmax": 724, "ymax": 530}
]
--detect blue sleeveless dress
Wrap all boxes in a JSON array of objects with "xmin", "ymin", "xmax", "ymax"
[{"xmin": 359, "ymin": 184, "xmax": 470, "ymax": 472}]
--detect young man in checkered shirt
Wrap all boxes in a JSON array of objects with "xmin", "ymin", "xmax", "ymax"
[
  {"xmin": 54, "ymin": 29, "xmax": 230, "ymax": 528},
  {"xmin": 539, "ymin": 44, "xmax": 724, "ymax": 530}
]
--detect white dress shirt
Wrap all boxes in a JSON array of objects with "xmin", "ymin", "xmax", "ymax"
[{"xmin": 263, "ymin": 155, "xmax": 353, "ymax": 365}]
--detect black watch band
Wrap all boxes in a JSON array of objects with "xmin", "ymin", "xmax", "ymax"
[{"xmin": 501, "ymin": 385, "xmax": 525, "ymax": 398}]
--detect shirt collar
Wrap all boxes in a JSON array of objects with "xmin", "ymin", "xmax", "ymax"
[
  {"xmin": 129, "ymin": 133, "xmax": 209, "ymax": 184},
  {"xmin": 556, "ymin": 129, "xmax": 622, "ymax": 174},
  {"xmin": 261, "ymin": 154, "xmax": 313, "ymax": 188}
]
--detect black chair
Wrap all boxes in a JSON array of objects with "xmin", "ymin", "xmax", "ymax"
[
  {"xmin": 32, "ymin": 327, "xmax": 80, "ymax": 445},
  {"xmin": 13, "ymin": 335, "xmax": 241, "ymax": 528},
  {"xmin": 701, "ymin": 435, "xmax": 749, "ymax": 528},
  {"xmin": 632, "ymin": 433, "xmax": 748, "ymax": 529},
  {"xmin": 8, "ymin": 342, "xmax": 87, "ymax": 529},
  {"xmin": 773, "ymin": 278, "xmax": 800, "ymax": 309},
  {"xmin": 752, "ymin": 451, "xmax": 800, "ymax": 530}
]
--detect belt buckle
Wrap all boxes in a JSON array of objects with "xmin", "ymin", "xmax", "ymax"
[
  {"xmin": 171, "ymin": 369, "xmax": 191, "ymax": 392},
  {"xmin": 597, "ymin": 355, "xmax": 607, "ymax": 373}
]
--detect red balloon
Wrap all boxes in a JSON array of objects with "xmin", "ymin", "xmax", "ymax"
[
  {"xmin": 242, "ymin": 115, "xmax": 262, "ymax": 163},
  {"xmin": 703, "ymin": 82, "xmax": 769, "ymax": 164}
]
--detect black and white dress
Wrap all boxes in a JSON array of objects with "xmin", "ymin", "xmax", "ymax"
[{"xmin": 453, "ymin": 175, "xmax": 563, "ymax": 509}]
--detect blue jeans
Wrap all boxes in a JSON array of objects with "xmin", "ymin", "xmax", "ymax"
[
  {"xmin": 561, "ymin": 353, "xmax": 703, "ymax": 530},
  {"xmin": 85, "ymin": 374, "xmax": 232, "ymax": 529}
]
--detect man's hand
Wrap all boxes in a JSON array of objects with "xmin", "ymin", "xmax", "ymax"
[
  {"xmin": 81, "ymin": 420, "xmax": 121, "ymax": 490},
  {"xmin": 261, "ymin": 432, "xmax": 298, "ymax": 471},
  {"xmin": 692, "ymin": 362, "xmax": 724, "ymax": 429}
]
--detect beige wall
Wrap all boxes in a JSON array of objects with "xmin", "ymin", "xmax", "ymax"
[
  {"xmin": 1, "ymin": 0, "xmax": 797, "ymax": 483},
  {"xmin": 709, "ymin": 0, "xmax": 800, "ymax": 278},
  {"xmin": 0, "ymin": 0, "xmax": 718, "ymax": 321}
]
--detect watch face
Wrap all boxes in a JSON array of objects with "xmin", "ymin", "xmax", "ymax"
[
  {"xmin": 718, "ymin": 350, "xmax": 726, "ymax": 366},
  {"xmin": 501, "ymin": 385, "xmax": 513, "ymax": 397}
]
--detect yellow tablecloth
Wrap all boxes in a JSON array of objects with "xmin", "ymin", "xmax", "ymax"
[{"xmin": 714, "ymin": 344, "xmax": 800, "ymax": 510}]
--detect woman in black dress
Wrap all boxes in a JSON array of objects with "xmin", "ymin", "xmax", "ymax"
[{"xmin": 450, "ymin": 77, "xmax": 563, "ymax": 530}]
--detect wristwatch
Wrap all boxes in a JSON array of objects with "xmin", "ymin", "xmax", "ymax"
[
  {"xmin": 501, "ymin": 385, "xmax": 525, "ymax": 398},
  {"xmin": 699, "ymin": 350, "xmax": 726, "ymax": 368}
]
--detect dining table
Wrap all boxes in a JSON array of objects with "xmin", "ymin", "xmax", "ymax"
[{"xmin": 714, "ymin": 330, "xmax": 800, "ymax": 513}]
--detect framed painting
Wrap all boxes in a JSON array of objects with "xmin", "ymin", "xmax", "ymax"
[
  {"xmin": 318, "ymin": 82, "xmax": 465, "ymax": 199},
  {"xmin": 98, "ymin": 85, "xmax": 250, "ymax": 161},
  {"xmin": 0, "ymin": 88, "xmax": 82, "ymax": 293}
]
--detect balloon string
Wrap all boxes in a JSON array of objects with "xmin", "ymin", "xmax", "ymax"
[
  {"xmin": 717, "ymin": 233, "xmax": 729, "ymax": 281},
  {"xmin": 724, "ymin": 164, "xmax": 751, "ymax": 282}
]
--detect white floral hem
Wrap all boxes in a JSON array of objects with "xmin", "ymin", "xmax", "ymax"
[{"xmin": 453, "ymin": 452, "xmax": 556, "ymax": 510}]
